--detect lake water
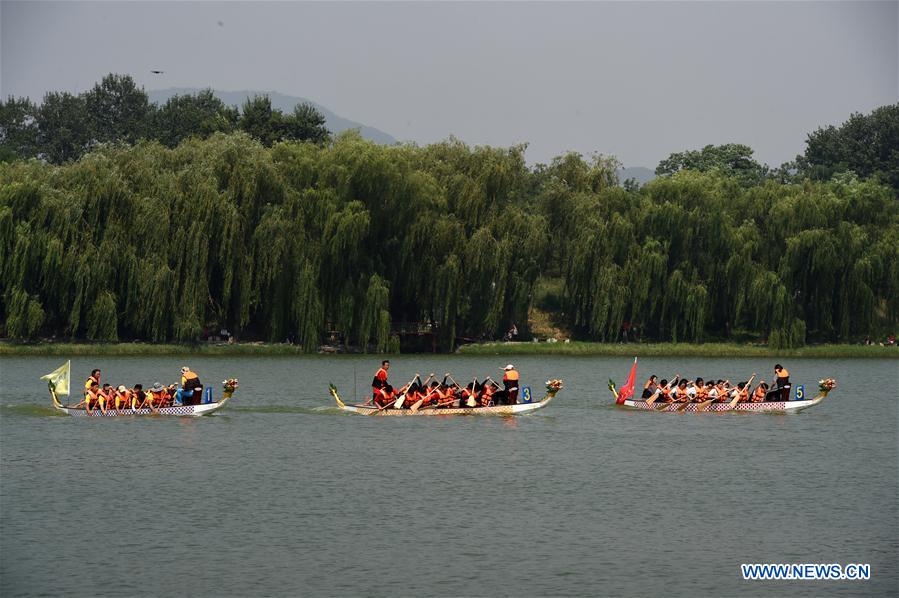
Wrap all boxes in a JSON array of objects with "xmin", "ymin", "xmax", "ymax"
[{"xmin": 1, "ymin": 354, "xmax": 896, "ymax": 596}]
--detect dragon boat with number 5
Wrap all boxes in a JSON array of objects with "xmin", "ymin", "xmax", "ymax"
[
  {"xmin": 42, "ymin": 361, "xmax": 238, "ymax": 417},
  {"xmin": 609, "ymin": 359, "xmax": 835, "ymax": 413},
  {"xmin": 328, "ymin": 380, "xmax": 563, "ymax": 416}
]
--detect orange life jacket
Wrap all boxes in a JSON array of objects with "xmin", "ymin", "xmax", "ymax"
[{"xmin": 115, "ymin": 390, "xmax": 131, "ymax": 407}]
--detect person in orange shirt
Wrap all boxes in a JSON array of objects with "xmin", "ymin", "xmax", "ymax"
[
  {"xmin": 767, "ymin": 364, "xmax": 791, "ymax": 401},
  {"xmin": 371, "ymin": 360, "xmax": 391, "ymax": 406},
  {"xmin": 501, "ymin": 364, "xmax": 520, "ymax": 405}
]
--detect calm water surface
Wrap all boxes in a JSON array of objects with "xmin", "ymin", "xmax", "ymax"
[{"xmin": 1, "ymin": 355, "xmax": 897, "ymax": 597}]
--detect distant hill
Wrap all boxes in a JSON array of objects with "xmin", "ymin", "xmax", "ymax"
[
  {"xmin": 617, "ymin": 166, "xmax": 656, "ymax": 185},
  {"xmin": 148, "ymin": 88, "xmax": 397, "ymax": 146}
]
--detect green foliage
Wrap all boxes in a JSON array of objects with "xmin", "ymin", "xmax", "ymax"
[
  {"xmin": 4, "ymin": 286, "xmax": 44, "ymax": 339},
  {"xmin": 798, "ymin": 103, "xmax": 899, "ymax": 192},
  {"xmin": 36, "ymin": 92, "xmax": 91, "ymax": 163},
  {"xmin": 151, "ymin": 89, "xmax": 238, "ymax": 148},
  {"xmin": 0, "ymin": 102, "xmax": 896, "ymax": 351},
  {"xmin": 87, "ymin": 291, "xmax": 118, "ymax": 341},
  {"xmin": 240, "ymin": 95, "xmax": 330, "ymax": 147},
  {"xmin": 84, "ymin": 74, "xmax": 151, "ymax": 145},
  {"xmin": 0, "ymin": 96, "xmax": 38, "ymax": 161},
  {"xmin": 656, "ymin": 143, "xmax": 768, "ymax": 185},
  {"xmin": 1, "ymin": 73, "xmax": 331, "ymax": 164}
]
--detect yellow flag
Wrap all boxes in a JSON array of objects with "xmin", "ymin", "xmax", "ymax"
[{"xmin": 41, "ymin": 360, "xmax": 71, "ymax": 396}]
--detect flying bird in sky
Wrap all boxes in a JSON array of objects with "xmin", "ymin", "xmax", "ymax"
[{"xmin": 150, "ymin": 70, "xmax": 164, "ymax": 74}]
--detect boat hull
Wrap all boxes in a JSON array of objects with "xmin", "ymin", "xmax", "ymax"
[
  {"xmin": 55, "ymin": 400, "xmax": 231, "ymax": 417},
  {"xmin": 619, "ymin": 394, "xmax": 825, "ymax": 413},
  {"xmin": 330, "ymin": 387, "xmax": 557, "ymax": 416},
  {"xmin": 51, "ymin": 389, "xmax": 234, "ymax": 417}
]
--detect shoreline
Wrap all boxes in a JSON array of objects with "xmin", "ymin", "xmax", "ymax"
[
  {"xmin": 0, "ymin": 342, "xmax": 312, "ymax": 357},
  {"xmin": 457, "ymin": 341, "xmax": 898, "ymax": 358},
  {"xmin": 0, "ymin": 340, "xmax": 896, "ymax": 358}
]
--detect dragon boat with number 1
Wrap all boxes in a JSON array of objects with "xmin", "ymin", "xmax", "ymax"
[
  {"xmin": 329, "ymin": 379, "xmax": 563, "ymax": 416},
  {"xmin": 42, "ymin": 361, "xmax": 238, "ymax": 417},
  {"xmin": 610, "ymin": 358, "xmax": 836, "ymax": 413}
]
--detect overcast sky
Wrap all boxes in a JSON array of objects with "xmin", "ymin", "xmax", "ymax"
[{"xmin": 2, "ymin": 1, "xmax": 896, "ymax": 168}]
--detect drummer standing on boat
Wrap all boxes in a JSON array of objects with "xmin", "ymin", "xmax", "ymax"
[
  {"xmin": 501, "ymin": 364, "xmax": 520, "ymax": 405},
  {"xmin": 372, "ymin": 360, "xmax": 390, "ymax": 404},
  {"xmin": 766, "ymin": 364, "xmax": 791, "ymax": 401}
]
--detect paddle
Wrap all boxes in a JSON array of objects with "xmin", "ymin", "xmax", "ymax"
[
  {"xmin": 418, "ymin": 379, "xmax": 454, "ymax": 411},
  {"xmin": 645, "ymin": 373, "xmax": 677, "ymax": 406},
  {"xmin": 465, "ymin": 377, "xmax": 478, "ymax": 408},
  {"xmin": 725, "ymin": 373, "xmax": 756, "ymax": 410},
  {"xmin": 694, "ymin": 397, "xmax": 717, "ymax": 411},
  {"xmin": 391, "ymin": 373, "xmax": 422, "ymax": 409},
  {"xmin": 409, "ymin": 374, "xmax": 436, "ymax": 412},
  {"xmin": 673, "ymin": 395, "xmax": 696, "ymax": 412}
]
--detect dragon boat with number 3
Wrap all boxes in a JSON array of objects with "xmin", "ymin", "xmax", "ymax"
[
  {"xmin": 610, "ymin": 358, "xmax": 836, "ymax": 413},
  {"xmin": 328, "ymin": 380, "xmax": 563, "ymax": 416},
  {"xmin": 42, "ymin": 361, "xmax": 238, "ymax": 417}
]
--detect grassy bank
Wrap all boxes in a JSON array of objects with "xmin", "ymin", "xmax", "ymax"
[
  {"xmin": 456, "ymin": 341, "xmax": 898, "ymax": 358},
  {"xmin": 0, "ymin": 342, "xmax": 313, "ymax": 357}
]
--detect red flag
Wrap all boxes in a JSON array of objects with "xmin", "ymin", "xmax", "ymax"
[{"xmin": 616, "ymin": 358, "xmax": 637, "ymax": 404}]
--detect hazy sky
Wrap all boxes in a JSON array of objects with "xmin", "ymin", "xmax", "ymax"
[{"xmin": 2, "ymin": 1, "xmax": 896, "ymax": 167}]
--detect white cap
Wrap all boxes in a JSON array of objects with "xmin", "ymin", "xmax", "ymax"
[
  {"xmin": 181, "ymin": 366, "xmax": 189, "ymax": 373},
  {"xmin": 502, "ymin": 364, "xmax": 515, "ymax": 371},
  {"xmin": 117, "ymin": 385, "xmax": 127, "ymax": 392}
]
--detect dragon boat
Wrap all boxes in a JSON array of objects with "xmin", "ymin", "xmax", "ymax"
[
  {"xmin": 43, "ymin": 361, "xmax": 238, "ymax": 417},
  {"xmin": 610, "ymin": 358, "xmax": 835, "ymax": 413},
  {"xmin": 328, "ymin": 380, "xmax": 563, "ymax": 416},
  {"xmin": 617, "ymin": 393, "xmax": 830, "ymax": 413}
]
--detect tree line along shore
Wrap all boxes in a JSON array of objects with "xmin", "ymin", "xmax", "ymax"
[
  {"xmin": 0, "ymin": 341, "xmax": 895, "ymax": 359},
  {"xmin": 1, "ymin": 74, "xmax": 897, "ymax": 353}
]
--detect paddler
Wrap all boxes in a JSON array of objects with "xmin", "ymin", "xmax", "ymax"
[
  {"xmin": 96, "ymin": 383, "xmax": 114, "ymax": 414},
  {"xmin": 131, "ymin": 384, "xmax": 145, "ymax": 410},
  {"xmin": 478, "ymin": 377, "xmax": 502, "ymax": 406},
  {"xmin": 114, "ymin": 385, "xmax": 131, "ymax": 412},
  {"xmin": 641, "ymin": 375, "xmax": 658, "ymax": 399},
  {"xmin": 691, "ymin": 378, "xmax": 707, "ymax": 402},
  {"xmin": 672, "ymin": 379, "xmax": 690, "ymax": 403},
  {"xmin": 84, "ymin": 381, "xmax": 101, "ymax": 413},
  {"xmin": 500, "ymin": 364, "xmax": 520, "ymax": 405},
  {"xmin": 371, "ymin": 360, "xmax": 391, "ymax": 406},
  {"xmin": 142, "ymin": 382, "xmax": 167, "ymax": 411},
  {"xmin": 750, "ymin": 381, "xmax": 768, "ymax": 402}
]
